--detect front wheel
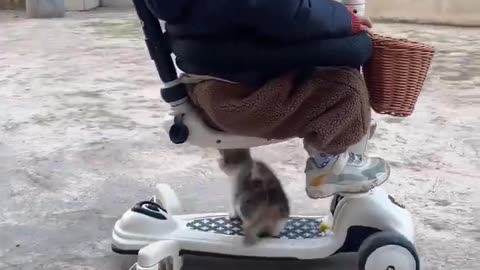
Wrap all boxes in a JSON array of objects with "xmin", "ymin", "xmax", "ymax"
[
  {"xmin": 358, "ymin": 231, "xmax": 420, "ymax": 270},
  {"xmin": 158, "ymin": 257, "xmax": 174, "ymax": 270}
]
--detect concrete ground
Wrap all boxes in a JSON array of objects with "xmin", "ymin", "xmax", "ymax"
[{"xmin": 1, "ymin": 8, "xmax": 479, "ymax": 270}]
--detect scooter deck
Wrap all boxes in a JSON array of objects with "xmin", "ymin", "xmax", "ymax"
[
  {"xmin": 111, "ymin": 211, "xmax": 333, "ymax": 259},
  {"xmin": 186, "ymin": 216, "xmax": 325, "ymax": 240}
]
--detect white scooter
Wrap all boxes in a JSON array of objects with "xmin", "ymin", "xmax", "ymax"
[{"xmin": 112, "ymin": 1, "xmax": 420, "ymax": 270}]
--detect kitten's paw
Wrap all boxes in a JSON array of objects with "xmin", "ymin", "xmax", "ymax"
[
  {"xmin": 243, "ymin": 235, "xmax": 258, "ymax": 246},
  {"xmin": 242, "ymin": 226, "xmax": 259, "ymax": 246},
  {"xmin": 228, "ymin": 205, "xmax": 239, "ymax": 220},
  {"xmin": 228, "ymin": 211, "xmax": 239, "ymax": 220},
  {"xmin": 270, "ymin": 219, "xmax": 288, "ymax": 236}
]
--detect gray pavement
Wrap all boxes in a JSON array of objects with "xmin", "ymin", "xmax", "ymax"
[{"xmin": 1, "ymin": 8, "xmax": 479, "ymax": 270}]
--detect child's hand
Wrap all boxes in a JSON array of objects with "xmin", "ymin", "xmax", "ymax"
[
  {"xmin": 351, "ymin": 13, "xmax": 373, "ymax": 34},
  {"xmin": 357, "ymin": 16, "xmax": 373, "ymax": 31}
]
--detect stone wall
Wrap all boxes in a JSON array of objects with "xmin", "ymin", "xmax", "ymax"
[
  {"xmin": 65, "ymin": 0, "xmax": 99, "ymax": 11},
  {"xmin": 0, "ymin": 0, "xmax": 25, "ymax": 9},
  {"xmin": 100, "ymin": 0, "xmax": 130, "ymax": 8},
  {"xmin": 96, "ymin": 0, "xmax": 480, "ymax": 26},
  {"xmin": 1, "ymin": 0, "xmax": 99, "ymax": 11},
  {"xmin": 2, "ymin": 0, "xmax": 480, "ymax": 26},
  {"xmin": 367, "ymin": 0, "xmax": 480, "ymax": 26},
  {"xmin": 98, "ymin": 0, "xmax": 480, "ymax": 26}
]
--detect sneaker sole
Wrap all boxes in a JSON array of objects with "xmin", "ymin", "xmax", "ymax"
[{"xmin": 306, "ymin": 162, "xmax": 390, "ymax": 199}]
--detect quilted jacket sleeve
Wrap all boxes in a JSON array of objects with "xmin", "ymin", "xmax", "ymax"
[
  {"xmin": 145, "ymin": 0, "xmax": 191, "ymax": 22},
  {"xmin": 239, "ymin": 0, "xmax": 362, "ymax": 40},
  {"xmin": 145, "ymin": 0, "xmax": 362, "ymax": 41}
]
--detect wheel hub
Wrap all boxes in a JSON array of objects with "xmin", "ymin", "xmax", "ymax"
[{"xmin": 365, "ymin": 245, "xmax": 417, "ymax": 270}]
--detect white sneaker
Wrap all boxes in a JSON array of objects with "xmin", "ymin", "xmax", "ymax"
[{"xmin": 305, "ymin": 152, "xmax": 390, "ymax": 199}]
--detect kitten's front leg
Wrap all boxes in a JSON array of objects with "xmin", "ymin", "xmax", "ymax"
[
  {"xmin": 228, "ymin": 204, "xmax": 239, "ymax": 220},
  {"xmin": 242, "ymin": 222, "xmax": 260, "ymax": 246},
  {"xmin": 229, "ymin": 196, "xmax": 241, "ymax": 220},
  {"xmin": 242, "ymin": 215, "xmax": 265, "ymax": 246},
  {"xmin": 268, "ymin": 218, "xmax": 288, "ymax": 237}
]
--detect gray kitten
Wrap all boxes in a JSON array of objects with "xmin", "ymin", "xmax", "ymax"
[{"xmin": 218, "ymin": 149, "xmax": 290, "ymax": 245}]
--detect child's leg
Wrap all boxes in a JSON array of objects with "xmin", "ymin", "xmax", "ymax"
[{"xmin": 303, "ymin": 125, "xmax": 390, "ymax": 199}]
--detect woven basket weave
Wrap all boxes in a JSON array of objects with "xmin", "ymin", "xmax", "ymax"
[{"xmin": 364, "ymin": 34, "xmax": 435, "ymax": 117}]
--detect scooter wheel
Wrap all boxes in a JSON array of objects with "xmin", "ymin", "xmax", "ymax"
[
  {"xmin": 358, "ymin": 231, "xmax": 419, "ymax": 270},
  {"xmin": 158, "ymin": 257, "xmax": 174, "ymax": 270}
]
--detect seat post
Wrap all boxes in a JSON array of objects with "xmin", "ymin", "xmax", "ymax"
[
  {"xmin": 132, "ymin": 0, "xmax": 189, "ymax": 107},
  {"xmin": 133, "ymin": 0, "xmax": 191, "ymax": 144}
]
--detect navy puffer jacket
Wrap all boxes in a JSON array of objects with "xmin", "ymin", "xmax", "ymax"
[{"xmin": 145, "ymin": 0, "xmax": 371, "ymax": 85}]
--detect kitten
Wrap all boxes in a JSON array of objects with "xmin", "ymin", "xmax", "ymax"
[{"xmin": 218, "ymin": 149, "xmax": 290, "ymax": 245}]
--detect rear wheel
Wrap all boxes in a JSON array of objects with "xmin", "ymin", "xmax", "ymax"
[
  {"xmin": 358, "ymin": 231, "xmax": 419, "ymax": 270},
  {"xmin": 158, "ymin": 257, "xmax": 174, "ymax": 270}
]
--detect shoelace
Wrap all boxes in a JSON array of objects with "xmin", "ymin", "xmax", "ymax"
[{"xmin": 348, "ymin": 153, "xmax": 364, "ymax": 164}]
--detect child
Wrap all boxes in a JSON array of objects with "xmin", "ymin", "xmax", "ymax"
[{"xmin": 146, "ymin": 0, "xmax": 389, "ymax": 198}]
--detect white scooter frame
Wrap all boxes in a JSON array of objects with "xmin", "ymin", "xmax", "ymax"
[
  {"xmin": 112, "ymin": 1, "xmax": 421, "ymax": 269},
  {"xmin": 112, "ymin": 183, "xmax": 418, "ymax": 270},
  {"xmin": 112, "ymin": 100, "xmax": 420, "ymax": 270}
]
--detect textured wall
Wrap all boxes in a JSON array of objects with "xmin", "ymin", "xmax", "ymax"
[
  {"xmin": 0, "ymin": 0, "xmax": 25, "ymax": 9},
  {"xmin": 367, "ymin": 0, "xmax": 480, "ymax": 26},
  {"xmin": 2, "ymin": 0, "xmax": 480, "ymax": 25},
  {"xmin": 97, "ymin": 0, "xmax": 480, "ymax": 26},
  {"xmin": 100, "ymin": 0, "xmax": 131, "ymax": 8}
]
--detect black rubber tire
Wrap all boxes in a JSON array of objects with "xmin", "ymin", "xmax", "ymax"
[{"xmin": 358, "ymin": 231, "xmax": 420, "ymax": 270}]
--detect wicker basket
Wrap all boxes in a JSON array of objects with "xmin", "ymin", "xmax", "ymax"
[{"xmin": 363, "ymin": 34, "xmax": 435, "ymax": 117}]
